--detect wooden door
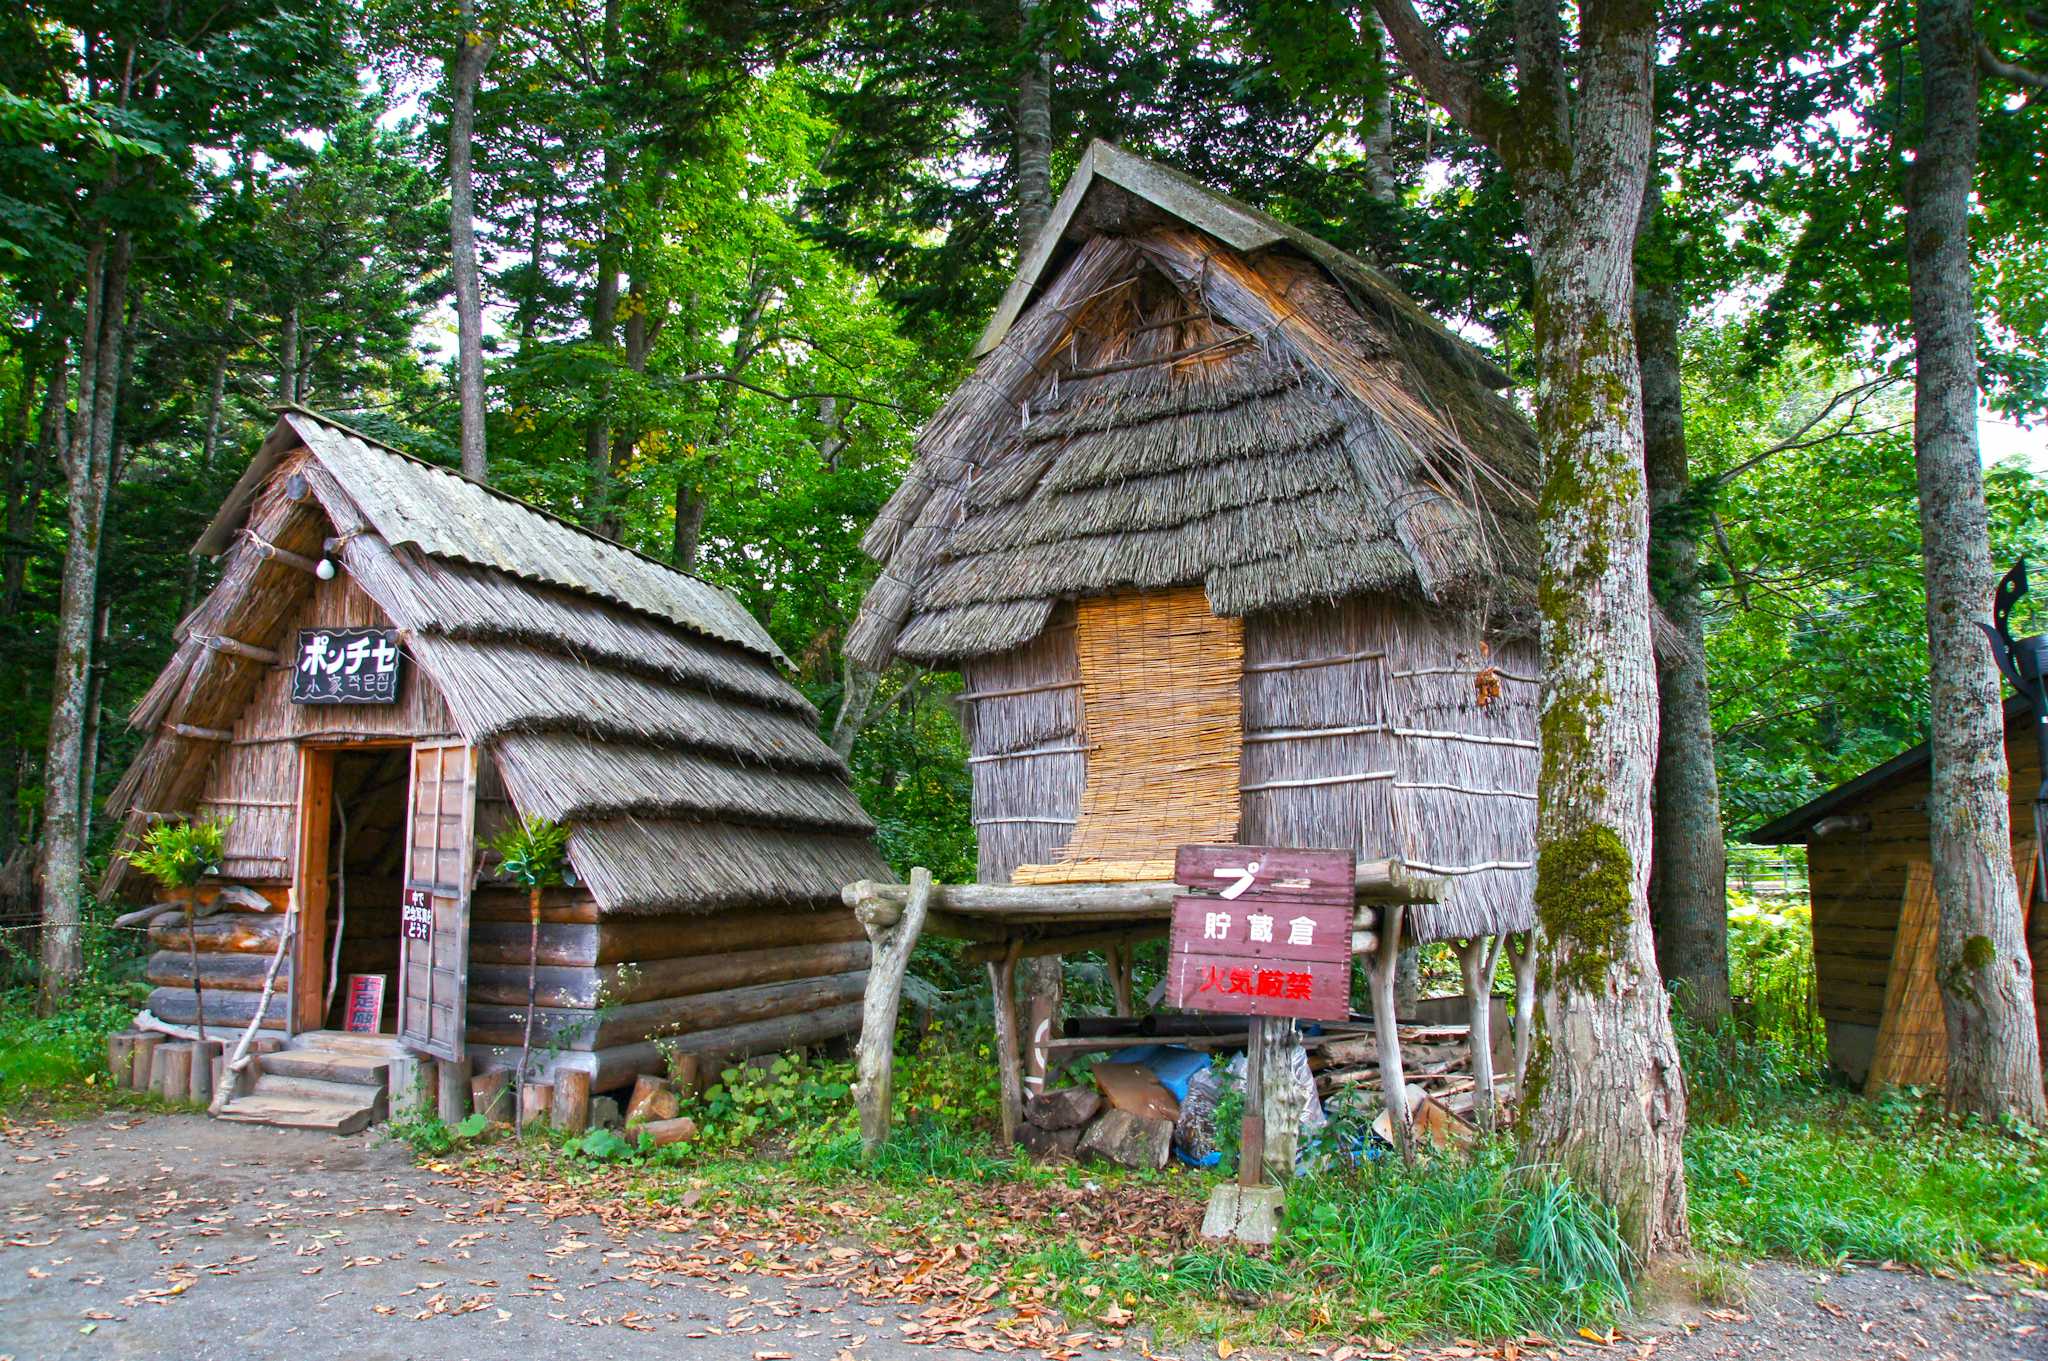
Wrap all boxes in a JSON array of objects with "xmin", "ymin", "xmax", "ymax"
[{"xmin": 399, "ymin": 739, "xmax": 475, "ymax": 1061}]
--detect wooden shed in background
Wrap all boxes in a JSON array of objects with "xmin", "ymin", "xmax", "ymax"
[
  {"xmin": 847, "ymin": 141, "xmax": 1547, "ymax": 948},
  {"xmin": 1749, "ymin": 699, "xmax": 2046, "ymax": 1088},
  {"xmin": 103, "ymin": 409, "xmax": 888, "ymax": 1130}
]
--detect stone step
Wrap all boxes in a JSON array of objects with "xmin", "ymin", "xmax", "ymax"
[
  {"xmin": 261, "ymin": 1048, "xmax": 391, "ymax": 1088},
  {"xmin": 250, "ymin": 1072, "xmax": 389, "ymax": 1121},
  {"xmin": 292, "ymin": 1030, "xmax": 410, "ymax": 1058},
  {"xmin": 217, "ymin": 1093, "xmax": 378, "ymax": 1135}
]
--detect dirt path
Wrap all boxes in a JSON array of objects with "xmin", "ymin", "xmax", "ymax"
[{"xmin": 1, "ymin": 1112, "xmax": 2040, "ymax": 1361}]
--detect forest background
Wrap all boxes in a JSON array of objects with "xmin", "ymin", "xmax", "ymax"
[{"xmin": 2, "ymin": 0, "xmax": 2046, "ymax": 966}]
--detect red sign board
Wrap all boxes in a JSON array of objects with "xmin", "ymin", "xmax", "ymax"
[
  {"xmin": 344, "ymin": 974, "xmax": 386, "ymax": 1033},
  {"xmin": 1166, "ymin": 844, "xmax": 1355, "ymax": 1022}
]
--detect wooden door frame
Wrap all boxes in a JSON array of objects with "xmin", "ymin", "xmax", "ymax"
[{"xmin": 292, "ymin": 739, "xmax": 414, "ymax": 1035}]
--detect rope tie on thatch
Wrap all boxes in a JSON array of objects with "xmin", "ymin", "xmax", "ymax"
[
  {"xmin": 958, "ymin": 679, "xmax": 1081, "ymax": 703},
  {"xmin": 1392, "ymin": 727, "xmax": 1538, "ymax": 750},
  {"xmin": 1239, "ymin": 769, "xmax": 1395, "ymax": 793},
  {"xmin": 1243, "ymin": 649, "xmax": 1384, "ymax": 674},
  {"xmin": 967, "ymin": 743, "xmax": 1093, "ymax": 766},
  {"xmin": 1404, "ymin": 859, "xmax": 1535, "ymax": 876},
  {"xmin": 1393, "ymin": 780, "xmax": 1536, "ymax": 801},
  {"xmin": 1393, "ymin": 665, "xmax": 1538, "ymax": 685},
  {"xmin": 972, "ymin": 815, "xmax": 1078, "ymax": 826},
  {"xmin": 1241, "ymin": 722, "xmax": 1389, "ymax": 745}
]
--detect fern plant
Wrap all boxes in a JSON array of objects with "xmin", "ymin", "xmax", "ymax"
[{"xmin": 122, "ymin": 817, "xmax": 229, "ymax": 892}]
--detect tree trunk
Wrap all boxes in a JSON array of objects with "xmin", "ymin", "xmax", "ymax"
[
  {"xmin": 583, "ymin": 0, "xmax": 626, "ymax": 535},
  {"xmin": 1013, "ymin": 0, "xmax": 1055, "ymax": 255},
  {"xmin": 673, "ymin": 266, "xmax": 769, "ymax": 569},
  {"xmin": 1637, "ymin": 182, "xmax": 1731, "ymax": 1025},
  {"xmin": 829, "ymin": 654, "xmax": 882, "ymax": 760},
  {"xmin": 39, "ymin": 231, "xmax": 131, "ymax": 1013},
  {"xmin": 275, "ymin": 299, "xmax": 299, "ymax": 405},
  {"xmin": 1371, "ymin": 0, "xmax": 1691, "ymax": 1259},
  {"xmin": 1906, "ymin": 0, "xmax": 2048, "ymax": 1124},
  {"xmin": 449, "ymin": 1, "xmax": 496, "ymax": 483}
]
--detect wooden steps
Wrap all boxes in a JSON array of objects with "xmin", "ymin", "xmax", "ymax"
[{"xmin": 214, "ymin": 1031, "xmax": 400, "ymax": 1134}]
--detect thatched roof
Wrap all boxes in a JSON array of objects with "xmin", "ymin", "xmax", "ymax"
[
  {"xmin": 107, "ymin": 410, "xmax": 888, "ymax": 914},
  {"xmin": 847, "ymin": 141, "xmax": 1544, "ymax": 670}
]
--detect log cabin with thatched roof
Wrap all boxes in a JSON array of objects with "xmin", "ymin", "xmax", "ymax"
[
  {"xmin": 842, "ymin": 142, "xmax": 1557, "ymax": 1161},
  {"xmin": 103, "ymin": 408, "xmax": 888, "ymax": 1131}
]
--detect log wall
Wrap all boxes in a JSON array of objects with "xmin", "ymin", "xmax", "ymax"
[{"xmin": 1808, "ymin": 724, "xmax": 2048, "ymax": 1051}]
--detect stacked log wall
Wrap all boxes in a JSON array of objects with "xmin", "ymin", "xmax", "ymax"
[
  {"xmin": 462, "ymin": 890, "xmax": 869, "ymax": 1090},
  {"xmin": 1808, "ymin": 724, "xmax": 2048, "ymax": 1055}
]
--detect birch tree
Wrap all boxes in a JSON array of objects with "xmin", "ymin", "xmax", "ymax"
[{"xmin": 1368, "ymin": 0, "xmax": 1691, "ymax": 1253}]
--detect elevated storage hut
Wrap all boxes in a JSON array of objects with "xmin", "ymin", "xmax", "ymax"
[
  {"xmin": 1750, "ymin": 700, "xmax": 2047, "ymax": 1088},
  {"xmin": 844, "ymin": 142, "xmax": 1554, "ymax": 1149},
  {"xmin": 105, "ymin": 408, "xmax": 888, "ymax": 1129}
]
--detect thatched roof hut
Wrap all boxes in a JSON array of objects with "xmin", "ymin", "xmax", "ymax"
[
  {"xmin": 104, "ymin": 409, "xmax": 886, "ymax": 1122},
  {"xmin": 847, "ymin": 141, "xmax": 1544, "ymax": 947}
]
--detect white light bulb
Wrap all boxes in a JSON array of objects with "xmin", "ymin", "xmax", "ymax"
[{"xmin": 315, "ymin": 558, "xmax": 337, "ymax": 580}]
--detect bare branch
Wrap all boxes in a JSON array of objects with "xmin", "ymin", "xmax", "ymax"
[
  {"xmin": 1978, "ymin": 37, "xmax": 2048, "ymax": 88},
  {"xmin": 664, "ymin": 371, "xmax": 911, "ymax": 417},
  {"xmin": 1707, "ymin": 376, "xmax": 1904, "ymax": 487}
]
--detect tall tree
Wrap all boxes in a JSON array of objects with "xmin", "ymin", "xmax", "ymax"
[
  {"xmin": 450, "ymin": 0, "xmax": 497, "ymax": 482},
  {"xmin": 1368, "ymin": 0, "xmax": 1690, "ymax": 1253},
  {"xmin": 1907, "ymin": 0, "xmax": 2047, "ymax": 1124},
  {"xmin": 1637, "ymin": 172, "xmax": 1731, "ymax": 1022}
]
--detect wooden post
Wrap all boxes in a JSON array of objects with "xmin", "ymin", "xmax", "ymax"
[
  {"xmin": 1510, "ymin": 930, "xmax": 1539, "ymax": 1090},
  {"xmin": 1456, "ymin": 936, "xmax": 1504, "ymax": 1132},
  {"xmin": 1238, "ymin": 1016, "xmax": 1267, "ymax": 1187},
  {"xmin": 520, "ymin": 1080, "xmax": 554, "ymax": 1128},
  {"xmin": 472, "ymin": 1066, "xmax": 513, "ymax": 1124},
  {"xmin": 1368, "ymin": 903, "xmax": 1414, "ymax": 1163},
  {"xmin": 388, "ymin": 1054, "xmax": 436, "ymax": 1120},
  {"xmin": 188, "ymin": 1039, "xmax": 221, "ymax": 1106},
  {"xmin": 852, "ymin": 867, "xmax": 935, "ymax": 1154},
  {"xmin": 552, "ymin": 1069, "xmax": 591, "ymax": 1134},
  {"xmin": 988, "ymin": 941, "xmax": 1025, "ymax": 1149},
  {"xmin": 1254, "ymin": 1016, "xmax": 1305, "ymax": 1182},
  {"xmin": 131, "ymin": 1033, "xmax": 164, "ymax": 1091},
  {"xmin": 159, "ymin": 1043, "xmax": 193, "ymax": 1103},
  {"xmin": 108, "ymin": 1032, "xmax": 138, "ymax": 1088},
  {"xmin": 437, "ymin": 1054, "xmax": 472, "ymax": 1123},
  {"xmin": 1108, "ymin": 943, "xmax": 1135, "ymax": 1018},
  {"xmin": 147, "ymin": 1043, "xmax": 175, "ymax": 1098}
]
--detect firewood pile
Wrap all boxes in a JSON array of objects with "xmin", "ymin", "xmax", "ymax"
[{"xmin": 1311, "ymin": 1023, "xmax": 1502, "ymax": 1120}]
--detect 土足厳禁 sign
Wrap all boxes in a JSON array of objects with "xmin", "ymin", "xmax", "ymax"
[
  {"xmin": 292, "ymin": 627, "xmax": 403, "ymax": 704},
  {"xmin": 1165, "ymin": 844, "xmax": 1355, "ymax": 1023}
]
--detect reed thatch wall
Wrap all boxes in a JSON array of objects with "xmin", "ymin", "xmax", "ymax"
[{"xmin": 963, "ymin": 606, "xmax": 1085, "ymax": 883}]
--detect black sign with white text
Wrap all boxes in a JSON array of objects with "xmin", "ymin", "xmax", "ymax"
[{"xmin": 291, "ymin": 627, "xmax": 403, "ymax": 704}]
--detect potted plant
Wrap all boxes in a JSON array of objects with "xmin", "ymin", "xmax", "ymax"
[
  {"xmin": 122, "ymin": 818, "xmax": 229, "ymax": 1041},
  {"xmin": 489, "ymin": 815, "xmax": 570, "ymax": 1130}
]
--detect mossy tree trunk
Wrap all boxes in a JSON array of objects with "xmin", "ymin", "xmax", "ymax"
[
  {"xmin": 1373, "ymin": 0, "xmax": 1690, "ymax": 1257},
  {"xmin": 1906, "ymin": 0, "xmax": 2047, "ymax": 1125},
  {"xmin": 448, "ymin": 0, "xmax": 495, "ymax": 483},
  {"xmin": 1636, "ymin": 178, "xmax": 1730, "ymax": 1025}
]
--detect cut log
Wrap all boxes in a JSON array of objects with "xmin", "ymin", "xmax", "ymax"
[
  {"xmin": 467, "ymin": 909, "xmax": 863, "ymax": 969},
  {"xmin": 437, "ymin": 1055, "xmax": 472, "ymax": 1123},
  {"xmin": 130, "ymin": 1034, "xmax": 164, "ymax": 1090},
  {"xmin": 625, "ymin": 1075, "xmax": 678, "ymax": 1126},
  {"xmin": 553, "ymin": 1002, "xmax": 864, "ymax": 1091},
  {"xmin": 150, "ymin": 911, "xmax": 285, "ymax": 955},
  {"xmin": 159, "ymin": 1043, "xmax": 194, "ymax": 1103},
  {"xmin": 1025, "ymin": 1085, "xmax": 1102, "ymax": 1130},
  {"xmin": 466, "ymin": 940, "xmax": 870, "ymax": 1008},
  {"xmin": 634, "ymin": 1115, "xmax": 697, "ymax": 1149},
  {"xmin": 148, "ymin": 1043, "xmax": 175, "ymax": 1098},
  {"xmin": 1078, "ymin": 1108, "xmax": 1173, "ymax": 1169},
  {"xmin": 108, "ymin": 1032, "xmax": 141, "ymax": 1089},
  {"xmin": 472, "ymin": 1067, "xmax": 513, "ymax": 1124},
  {"xmin": 188, "ymin": 1039, "xmax": 221, "ymax": 1105},
  {"xmin": 388, "ymin": 1055, "xmax": 436, "ymax": 1120},
  {"xmin": 854, "ymin": 867, "xmax": 933, "ymax": 1155},
  {"xmin": 463, "ymin": 970, "xmax": 870, "ymax": 1050},
  {"xmin": 552, "ymin": 1069, "xmax": 591, "ymax": 1135},
  {"xmin": 520, "ymin": 1081, "xmax": 554, "ymax": 1128},
  {"xmin": 668, "ymin": 1053, "xmax": 703, "ymax": 1097},
  {"xmin": 147, "ymin": 987, "xmax": 287, "ymax": 1031}
]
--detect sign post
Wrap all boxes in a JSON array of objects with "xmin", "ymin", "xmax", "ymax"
[{"xmin": 1172, "ymin": 844, "xmax": 1355, "ymax": 1243}]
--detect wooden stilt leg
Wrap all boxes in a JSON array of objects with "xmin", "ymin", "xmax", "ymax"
[
  {"xmin": 1369, "ymin": 903, "xmax": 1414, "ymax": 1163},
  {"xmin": 853, "ymin": 868, "xmax": 934, "ymax": 1155},
  {"xmin": 1109, "ymin": 944, "xmax": 1135, "ymax": 1018},
  {"xmin": 1511, "ymin": 930, "xmax": 1540, "ymax": 1090},
  {"xmin": 1457, "ymin": 936, "xmax": 1503, "ymax": 1133},
  {"xmin": 989, "ymin": 943, "xmax": 1024, "ymax": 1149},
  {"xmin": 1254, "ymin": 1016, "xmax": 1304, "ymax": 1181}
]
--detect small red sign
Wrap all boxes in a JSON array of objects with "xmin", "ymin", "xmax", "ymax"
[
  {"xmin": 344, "ymin": 974, "xmax": 386, "ymax": 1033},
  {"xmin": 1166, "ymin": 844, "xmax": 1356, "ymax": 1022}
]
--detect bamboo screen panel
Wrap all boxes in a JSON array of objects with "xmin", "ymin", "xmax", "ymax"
[
  {"xmin": 1013, "ymin": 588, "xmax": 1242, "ymax": 884},
  {"xmin": 1866, "ymin": 860, "xmax": 1947, "ymax": 1093}
]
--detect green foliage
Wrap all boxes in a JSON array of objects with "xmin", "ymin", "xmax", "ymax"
[
  {"xmin": 681, "ymin": 1050, "xmax": 861, "ymax": 1154},
  {"xmin": 488, "ymin": 815, "xmax": 570, "ymax": 889},
  {"xmin": 0, "ymin": 937, "xmax": 151, "ymax": 1104},
  {"xmin": 119, "ymin": 817, "xmax": 228, "ymax": 891},
  {"xmin": 1725, "ymin": 897, "xmax": 1826, "ymax": 1063}
]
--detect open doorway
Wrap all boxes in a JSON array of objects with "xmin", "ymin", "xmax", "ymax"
[{"xmin": 310, "ymin": 747, "xmax": 410, "ymax": 1033}]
